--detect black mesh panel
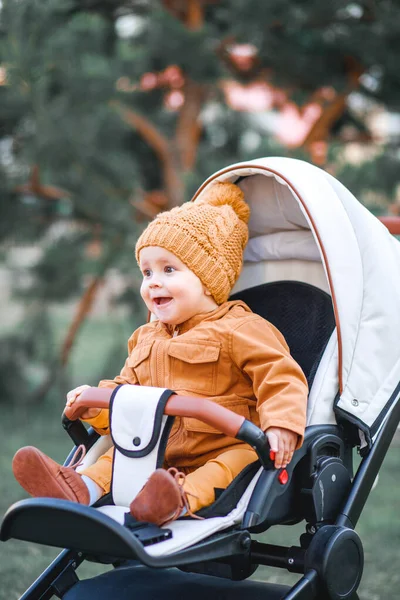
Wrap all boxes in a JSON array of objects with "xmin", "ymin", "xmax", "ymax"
[{"xmin": 230, "ymin": 281, "xmax": 336, "ymax": 388}]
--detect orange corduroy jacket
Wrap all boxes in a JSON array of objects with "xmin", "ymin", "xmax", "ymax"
[{"xmin": 85, "ymin": 301, "xmax": 308, "ymax": 470}]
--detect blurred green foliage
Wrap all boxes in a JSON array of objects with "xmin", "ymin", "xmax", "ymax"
[{"xmin": 0, "ymin": 0, "xmax": 400, "ymax": 405}]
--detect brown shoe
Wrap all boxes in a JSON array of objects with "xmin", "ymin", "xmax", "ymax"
[
  {"xmin": 130, "ymin": 467, "xmax": 201, "ymax": 527},
  {"xmin": 12, "ymin": 445, "xmax": 90, "ymax": 504}
]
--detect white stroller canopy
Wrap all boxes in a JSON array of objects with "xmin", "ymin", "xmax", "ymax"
[{"xmin": 192, "ymin": 157, "xmax": 400, "ymax": 441}]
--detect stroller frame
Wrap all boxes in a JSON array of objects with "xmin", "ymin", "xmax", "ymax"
[
  {"xmin": 3, "ymin": 157, "xmax": 400, "ymax": 600},
  {"xmin": 5, "ymin": 382, "xmax": 399, "ymax": 600}
]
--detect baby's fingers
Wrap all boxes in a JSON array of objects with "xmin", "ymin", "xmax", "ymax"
[
  {"xmin": 281, "ymin": 437, "xmax": 297, "ymax": 468},
  {"xmin": 66, "ymin": 385, "xmax": 90, "ymax": 406},
  {"xmin": 266, "ymin": 430, "xmax": 279, "ymax": 453},
  {"xmin": 266, "ymin": 430, "xmax": 284, "ymax": 468},
  {"xmin": 66, "ymin": 394, "xmax": 76, "ymax": 406},
  {"xmin": 281, "ymin": 448, "xmax": 294, "ymax": 469},
  {"xmin": 275, "ymin": 446, "xmax": 286, "ymax": 469}
]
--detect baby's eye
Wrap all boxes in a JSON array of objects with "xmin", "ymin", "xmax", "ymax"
[
  {"xmin": 143, "ymin": 269, "xmax": 152, "ymax": 277},
  {"xmin": 164, "ymin": 266, "xmax": 175, "ymax": 274}
]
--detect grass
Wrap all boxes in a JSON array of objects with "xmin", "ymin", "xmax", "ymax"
[{"xmin": 0, "ymin": 405, "xmax": 112, "ymax": 600}]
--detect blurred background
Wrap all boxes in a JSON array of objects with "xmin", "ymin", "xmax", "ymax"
[{"xmin": 0, "ymin": 1, "xmax": 399, "ymax": 598}]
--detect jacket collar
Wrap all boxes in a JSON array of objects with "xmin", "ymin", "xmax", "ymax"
[{"xmin": 157, "ymin": 300, "xmax": 252, "ymax": 337}]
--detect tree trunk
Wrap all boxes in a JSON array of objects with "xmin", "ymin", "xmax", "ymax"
[{"xmin": 175, "ymin": 79, "xmax": 206, "ymax": 172}]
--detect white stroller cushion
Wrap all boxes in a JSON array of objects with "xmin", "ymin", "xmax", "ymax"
[
  {"xmin": 98, "ymin": 467, "xmax": 263, "ymax": 557},
  {"xmin": 244, "ymin": 231, "xmax": 320, "ymax": 262},
  {"xmin": 232, "ymin": 260, "xmax": 330, "ymax": 295},
  {"xmin": 76, "ymin": 435, "xmax": 113, "ymax": 474}
]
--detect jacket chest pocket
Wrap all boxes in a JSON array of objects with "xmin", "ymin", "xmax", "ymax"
[
  {"xmin": 127, "ymin": 341, "xmax": 154, "ymax": 386},
  {"xmin": 168, "ymin": 340, "xmax": 221, "ymax": 395}
]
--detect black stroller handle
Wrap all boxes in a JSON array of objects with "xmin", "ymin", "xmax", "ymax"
[{"xmin": 63, "ymin": 386, "xmax": 274, "ymax": 469}]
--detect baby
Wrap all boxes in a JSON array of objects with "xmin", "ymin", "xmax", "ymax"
[{"xmin": 13, "ymin": 182, "xmax": 308, "ymax": 526}]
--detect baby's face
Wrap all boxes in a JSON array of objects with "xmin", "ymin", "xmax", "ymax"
[{"xmin": 139, "ymin": 246, "xmax": 218, "ymax": 326}]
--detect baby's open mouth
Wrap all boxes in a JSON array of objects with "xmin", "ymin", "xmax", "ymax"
[{"xmin": 154, "ymin": 297, "xmax": 172, "ymax": 306}]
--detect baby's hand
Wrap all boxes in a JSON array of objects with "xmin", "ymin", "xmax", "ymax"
[
  {"xmin": 265, "ymin": 427, "xmax": 298, "ymax": 469},
  {"xmin": 65, "ymin": 385, "xmax": 100, "ymax": 420}
]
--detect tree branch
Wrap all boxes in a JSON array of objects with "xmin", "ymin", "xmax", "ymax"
[
  {"xmin": 111, "ymin": 101, "xmax": 170, "ymax": 159},
  {"xmin": 15, "ymin": 165, "xmax": 72, "ymax": 200},
  {"xmin": 186, "ymin": 0, "xmax": 203, "ymax": 30},
  {"xmin": 302, "ymin": 59, "xmax": 364, "ymax": 159},
  {"xmin": 302, "ymin": 95, "xmax": 347, "ymax": 147},
  {"xmin": 111, "ymin": 100, "xmax": 184, "ymax": 207},
  {"xmin": 60, "ymin": 234, "xmax": 124, "ymax": 366},
  {"xmin": 28, "ymin": 238, "xmax": 125, "ymax": 403},
  {"xmin": 161, "ymin": 0, "xmax": 210, "ymax": 26},
  {"xmin": 60, "ymin": 276, "xmax": 103, "ymax": 366}
]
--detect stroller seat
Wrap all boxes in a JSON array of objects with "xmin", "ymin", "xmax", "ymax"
[
  {"xmin": 0, "ymin": 281, "xmax": 358, "ymax": 598},
  {"xmin": 3, "ymin": 156, "xmax": 400, "ymax": 600}
]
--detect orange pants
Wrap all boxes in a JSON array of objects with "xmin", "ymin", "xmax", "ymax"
[{"xmin": 82, "ymin": 447, "xmax": 258, "ymax": 512}]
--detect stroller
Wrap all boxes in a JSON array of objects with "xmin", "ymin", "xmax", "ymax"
[{"xmin": 2, "ymin": 157, "xmax": 400, "ymax": 600}]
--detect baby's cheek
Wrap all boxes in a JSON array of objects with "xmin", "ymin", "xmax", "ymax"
[{"xmin": 140, "ymin": 287, "xmax": 151, "ymax": 307}]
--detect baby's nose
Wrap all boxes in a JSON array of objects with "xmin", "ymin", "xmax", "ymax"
[{"xmin": 149, "ymin": 278, "xmax": 162, "ymax": 287}]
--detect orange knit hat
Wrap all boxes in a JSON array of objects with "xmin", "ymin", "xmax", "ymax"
[{"xmin": 135, "ymin": 182, "xmax": 250, "ymax": 304}]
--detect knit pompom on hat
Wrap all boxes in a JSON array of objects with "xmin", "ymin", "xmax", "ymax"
[
  {"xmin": 135, "ymin": 182, "xmax": 250, "ymax": 305},
  {"xmin": 196, "ymin": 181, "xmax": 250, "ymax": 223}
]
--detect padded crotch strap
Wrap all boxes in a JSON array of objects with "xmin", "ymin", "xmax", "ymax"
[{"xmin": 110, "ymin": 385, "xmax": 175, "ymax": 507}]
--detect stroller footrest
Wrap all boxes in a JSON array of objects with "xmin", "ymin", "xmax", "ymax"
[
  {"xmin": 0, "ymin": 498, "xmax": 250, "ymax": 568},
  {"xmin": 124, "ymin": 515, "xmax": 172, "ymax": 546}
]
